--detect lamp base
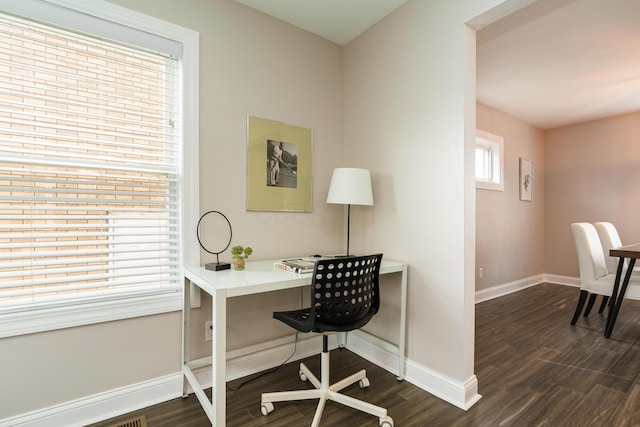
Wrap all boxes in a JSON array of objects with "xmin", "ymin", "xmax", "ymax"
[{"xmin": 205, "ymin": 262, "xmax": 231, "ymax": 271}]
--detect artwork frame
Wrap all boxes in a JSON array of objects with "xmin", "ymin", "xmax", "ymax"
[
  {"xmin": 246, "ymin": 116, "xmax": 313, "ymax": 212},
  {"xmin": 519, "ymin": 157, "xmax": 533, "ymax": 201}
]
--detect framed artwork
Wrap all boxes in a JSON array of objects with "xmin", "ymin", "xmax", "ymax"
[
  {"xmin": 246, "ymin": 116, "xmax": 313, "ymax": 212},
  {"xmin": 519, "ymin": 158, "xmax": 533, "ymax": 201}
]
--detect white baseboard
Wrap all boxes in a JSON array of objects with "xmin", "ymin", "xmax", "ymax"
[
  {"xmin": 404, "ymin": 359, "xmax": 481, "ymax": 410},
  {"xmin": 475, "ymin": 274, "xmax": 544, "ymax": 303},
  {"xmin": 2, "ymin": 330, "xmax": 476, "ymax": 426},
  {"xmin": 346, "ymin": 330, "xmax": 481, "ymax": 410},
  {"xmin": 474, "ymin": 273, "xmax": 580, "ymax": 304},
  {"xmin": 0, "ymin": 335, "xmax": 334, "ymax": 427},
  {"xmin": 543, "ymin": 274, "xmax": 579, "ymax": 288},
  {"xmin": 0, "ymin": 373, "xmax": 182, "ymax": 427},
  {"xmin": 6, "ymin": 277, "xmax": 583, "ymax": 426},
  {"xmin": 197, "ymin": 333, "xmax": 333, "ymax": 388}
]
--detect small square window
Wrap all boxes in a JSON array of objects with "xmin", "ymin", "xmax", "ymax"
[{"xmin": 475, "ymin": 129, "xmax": 504, "ymax": 191}]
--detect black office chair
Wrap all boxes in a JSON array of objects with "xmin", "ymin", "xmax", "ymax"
[{"xmin": 260, "ymin": 254, "xmax": 393, "ymax": 427}]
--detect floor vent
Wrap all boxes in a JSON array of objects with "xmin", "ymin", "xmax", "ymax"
[{"xmin": 108, "ymin": 415, "xmax": 147, "ymax": 427}]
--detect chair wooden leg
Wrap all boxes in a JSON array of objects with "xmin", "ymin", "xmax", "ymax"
[
  {"xmin": 598, "ymin": 296, "xmax": 610, "ymax": 313},
  {"xmin": 583, "ymin": 293, "xmax": 597, "ymax": 317},
  {"xmin": 571, "ymin": 290, "xmax": 588, "ymax": 325}
]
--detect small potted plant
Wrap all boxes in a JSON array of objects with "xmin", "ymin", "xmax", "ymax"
[{"xmin": 230, "ymin": 245, "xmax": 253, "ymax": 270}]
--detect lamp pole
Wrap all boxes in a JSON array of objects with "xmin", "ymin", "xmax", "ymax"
[{"xmin": 346, "ymin": 204, "xmax": 351, "ymax": 256}]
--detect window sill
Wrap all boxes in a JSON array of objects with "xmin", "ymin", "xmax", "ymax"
[
  {"xmin": 0, "ymin": 292, "xmax": 183, "ymax": 339},
  {"xmin": 476, "ymin": 180, "xmax": 504, "ymax": 191}
]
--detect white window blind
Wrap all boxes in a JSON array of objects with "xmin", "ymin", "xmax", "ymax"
[{"xmin": 0, "ymin": 12, "xmax": 183, "ymax": 313}]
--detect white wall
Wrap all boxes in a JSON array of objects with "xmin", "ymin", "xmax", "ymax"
[
  {"xmin": 476, "ymin": 102, "xmax": 545, "ymax": 291},
  {"xmin": 1, "ymin": 313, "xmax": 181, "ymax": 418},
  {"xmin": 545, "ymin": 111, "xmax": 640, "ymax": 277},
  {"xmin": 342, "ymin": 0, "xmax": 529, "ymax": 404},
  {"xmin": 1, "ymin": 0, "xmax": 536, "ymax": 422}
]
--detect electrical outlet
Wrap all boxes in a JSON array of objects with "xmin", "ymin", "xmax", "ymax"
[
  {"xmin": 479, "ymin": 267, "xmax": 484, "ymax": 279},
  {"xmin": 205, "ymin": 321, "xmax": 213, "ymax": 341}
]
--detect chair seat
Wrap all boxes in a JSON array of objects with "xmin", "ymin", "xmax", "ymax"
[
  {"xmin": 587, "ymin": 273, "xmax": 640, "ymax": 300},
  {"xmin": 274, "ymin": 309, "xmax": 313, "ymax": 332},
  {"xmin": 274, "ymin": 308, "xmax": 377, "ymax": 334}
]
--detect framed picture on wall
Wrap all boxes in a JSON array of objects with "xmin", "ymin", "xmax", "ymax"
[
  {"xmin": 246, "ymin": 116, "xmax": 313, "ymax": 212},
  {"xmin": 519, "ymin": 158, "xmax": 533, "ymax": 201}
]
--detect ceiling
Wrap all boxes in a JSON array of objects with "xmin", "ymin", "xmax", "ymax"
[
  {"xmin": 233, "ymin": 0, "xmax": 409, "ymax": 46},
  {"xmin": 477, "ymin": 0, "xmax": 640, "ymax": 129},
  {"xmin": 235, "ymin": 0, "xmax": 640, "ymax": 130}
]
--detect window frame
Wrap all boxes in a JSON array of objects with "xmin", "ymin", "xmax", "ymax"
[
  {"xmin": 0, "ymin": 0, "xmax": 199, "ymax": 338},
  {"xmin": 475, "ymin": 129, "xmax": 504, "ymax": 192}
]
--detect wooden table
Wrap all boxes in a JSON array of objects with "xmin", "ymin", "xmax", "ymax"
[{"xmin": 604, "ymin": 243, "xmax": 640, "ymax": 338}]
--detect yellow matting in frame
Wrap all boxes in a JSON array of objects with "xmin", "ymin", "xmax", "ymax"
[{"xmin": 246, "ymin": 116, "xmax": 313, "ymax": 212}]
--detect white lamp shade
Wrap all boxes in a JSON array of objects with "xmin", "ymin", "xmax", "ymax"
[{"xmin": 326, "ymin": 168, "xmax": 374, "ymax": 206}]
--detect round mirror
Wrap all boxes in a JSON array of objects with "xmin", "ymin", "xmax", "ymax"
[{"xmin": 197, "ymin": 211, "xmax": 232, "ymax": 270}]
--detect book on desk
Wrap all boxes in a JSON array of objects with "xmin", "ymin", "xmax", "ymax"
[{"xmin": 274, "ymin": 257, "xmax": 328, "ymax": 273}]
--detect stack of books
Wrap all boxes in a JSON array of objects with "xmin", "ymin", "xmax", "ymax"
[{"xmin": 274, "ymin": 257, "xmax": 323, "ymax": 273}]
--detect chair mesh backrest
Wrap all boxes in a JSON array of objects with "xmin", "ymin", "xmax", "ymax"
[{"xmin": 310, "ymin": 254, "xmax": 382, "ymax": 327}]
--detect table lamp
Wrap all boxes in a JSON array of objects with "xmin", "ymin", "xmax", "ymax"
[{"xmin": 326, "ymin": 168, "xmax": 374, "ymax": 256}]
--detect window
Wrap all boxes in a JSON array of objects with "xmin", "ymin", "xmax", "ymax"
[
  {"xmin": 475, "ymin": 129, "xmax": 504, "ymax": 191},
  {"xmin": 0, "ymin": 0, "xmax": 199, "ymax": 337}
]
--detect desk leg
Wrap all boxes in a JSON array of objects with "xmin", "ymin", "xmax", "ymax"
[
  {"xmin": 212, "ymin": 288, "xmax": 227, "ymax": 426},
  {"xmin": 338, "ymin": 331, "xmax": 347, "ymax": 348},
  {"xmin": 605, "ymin": 257, "xmax": 636, "ymax": 338},
  {"xmin": 182, "ymin": 277, "xmax": 191, "ymax": 398},
  {"xmin": 397, "ymin": 265, "xmax": 407, "ymax": 381}
]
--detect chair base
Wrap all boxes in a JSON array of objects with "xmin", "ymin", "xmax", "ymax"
[
  {"xmin": 261, "ymin": 351, "xmax": 393, "ymax": 427},
  {"xmin": 571, "ymin": 290, "xmax": 611, "ymax": 325}
]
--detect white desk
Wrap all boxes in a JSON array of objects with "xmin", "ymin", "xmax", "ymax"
[{"xmin": 182, "ymin": 258, "xmax": 408, "ymax": 426}]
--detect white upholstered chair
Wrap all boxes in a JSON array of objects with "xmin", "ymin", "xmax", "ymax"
[
  {"xmin": 594, "ymin": 222, "xmax": 640, "ymax": 276},
  {"xmin": 570, "ymin": 222, "xmax": 640, "ymax": 326}
]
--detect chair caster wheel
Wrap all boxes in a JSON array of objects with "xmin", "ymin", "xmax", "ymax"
[
  {"xmin": 358, "ymin": 377, "xmax": 370, "ymax": 388},
  {"xmin": 299, "ymin": 371, "xmax": 308, "ymax": 382},
  {"xmin": 379, "ymin": 416, "xmax": 394, "ymax": 427},
  {"xmin": 260, "ymin": 402, "xmax": 274, "ymax": 416}
]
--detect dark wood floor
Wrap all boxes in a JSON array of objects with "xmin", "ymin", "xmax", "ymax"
[{"xmin": 89, "ymin": 283, "xmax": 640, "ymax": 426}]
